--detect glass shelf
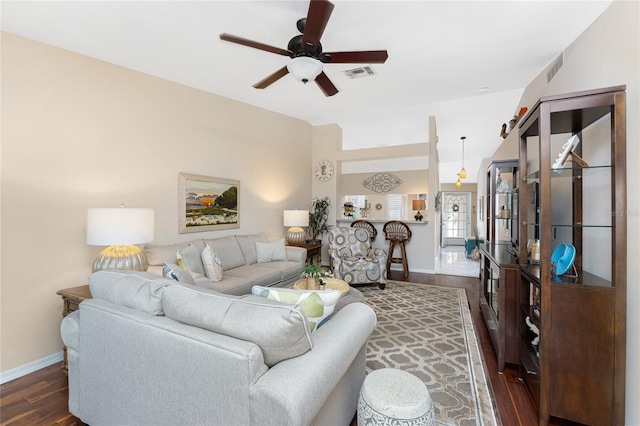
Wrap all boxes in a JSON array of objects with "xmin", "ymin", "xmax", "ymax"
[{"xmin": 524, "ymin": 164, "xmax": 612, "ymax": 181}]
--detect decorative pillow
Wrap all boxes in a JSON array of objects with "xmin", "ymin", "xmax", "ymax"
[
  {"xmin": 162, "ymin": 285, "xmax": 312, "ymax": 367},
  {"xmin": 255, "ymin": 238, "xmax": 287, "ymax": 263},
  {"xmin": 251, "ymin": 286, "xmax": 341, "ymax": 332},
  {"xmin": 162, "ymin": 263, "xmax": 196, "ymax": 285},
  {"xmin": 201, "ymin": 244, "xmax": 223, "ymax": 282},
  {"xmin": 176, "ymin": 243, "xmax": 205, "ymax": 276},
  {"xmin": 235, "ymin": 233, "xmax": 268, "ymax": 265}
]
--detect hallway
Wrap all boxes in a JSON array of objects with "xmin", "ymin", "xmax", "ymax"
[{"xmin": 435, "ymin": 245, "xmax": 480, "ymax": 278}]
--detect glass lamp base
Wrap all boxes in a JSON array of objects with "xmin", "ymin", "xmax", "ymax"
[{"xmin": 93, "ymin": 245, "xmax": 149, "ymax": 272}]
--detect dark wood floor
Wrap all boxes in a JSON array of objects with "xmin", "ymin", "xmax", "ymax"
[{"xmin": 1, "ymin": 271, "xmax": 555, "ymax": 426}]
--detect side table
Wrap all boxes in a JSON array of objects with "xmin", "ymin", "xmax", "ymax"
[
  {"xmin": 56, "ymin": 285, "xmax": 92, "ymax": 375},
  {"xmin": 301, "ymin": 242, "xmax": 322, "ymax": 265}
]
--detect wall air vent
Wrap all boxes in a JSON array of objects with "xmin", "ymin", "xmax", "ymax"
[
  {"xmin": 546, "ymin": 52, "xmax": 564, "ymax": 83},
  {"xmin": 343, "ymin": 66, "xmax": 376, "ymax": 79}
]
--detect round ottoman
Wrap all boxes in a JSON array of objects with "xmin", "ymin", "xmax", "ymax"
[{"xmin": 358, "ymin": 368, "xmax": 435, "ymax": 426}]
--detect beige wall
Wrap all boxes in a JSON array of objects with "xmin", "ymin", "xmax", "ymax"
[
  {"xmin": 482, "ymin": 1, "xmax": 640, "ymax": 422},
  {"xmin": 0, "ymin": 33, "xmax": 312, "ymax": 374}
]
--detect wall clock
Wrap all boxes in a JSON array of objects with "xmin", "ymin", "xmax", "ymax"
[{"xmin": 314, "ymin": 160, "xmax": 334, "ymax": 182}]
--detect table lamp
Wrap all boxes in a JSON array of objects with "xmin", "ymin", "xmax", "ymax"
[
  {"xmin": 412, "ymin": 200, "xmax": 426, "ymax": 221},
  {"xmin": 283, "ymin": 210, "xmax": 309, "ymax": 246},
  {"xmin": 86, "ymin": 206, "xmax": 155, "ymax": 272}
]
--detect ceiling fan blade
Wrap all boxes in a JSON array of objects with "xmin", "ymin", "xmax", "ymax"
[
  {"xmin": 321, "ymin": 50, "xmax": 389, "ymax": 64},
  {"xmin": 301, "ymin": 0, "xmax": 334, "ymax": 51},
  {"xmin": 315, "ymin": 72, "xmax": 338, "ymax": 97},
  {"xmin": 253, "ymin": 66, "xmax": 289, "ymax": 89},
  {"xmin": 220, "ymin": 33, "xmax": 292, "ymax": 57}
]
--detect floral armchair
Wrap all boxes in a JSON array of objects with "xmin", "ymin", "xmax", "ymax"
[{"xmin": 328, "ymin": 227, "xmax": 387, "ymax": 289}]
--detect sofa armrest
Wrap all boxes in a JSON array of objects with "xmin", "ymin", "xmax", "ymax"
[
  {"xmin": 249, "ymin": 302, "xmax": 376, "ymax": 425},
  {"xmin": 61, "ymin": 310, "xmax": 80, "ymax": 351},
  {"xmin": 285, "ymin": 246, "xmax": 306, "ymax": 264}
]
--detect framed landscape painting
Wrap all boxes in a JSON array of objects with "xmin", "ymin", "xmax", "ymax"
[{"xmin": 178, "ymin": 173, "xmax": 240, "ymax": 234}]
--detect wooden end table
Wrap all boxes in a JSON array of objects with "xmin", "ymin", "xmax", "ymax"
[
  {"xmin": 56, "ymin": 285, "xmax": 92, "ymax": 375},
  {"xmin": 302, "ymin": 242, "xmax": 322, "ymax": 265}
]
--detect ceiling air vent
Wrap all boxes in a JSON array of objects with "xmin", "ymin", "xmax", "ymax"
[
  {"xmin": 546, "ymin": 52, "xmax": 564, "ymax": 83},
  {"xmin": 343, "ymin": 66, "xmax": 376, "ymax": 79}
]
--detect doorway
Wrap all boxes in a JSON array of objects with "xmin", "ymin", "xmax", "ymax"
[{"xmin": 441, "ymin": 192, "xmax": 471, "ymax": 247}]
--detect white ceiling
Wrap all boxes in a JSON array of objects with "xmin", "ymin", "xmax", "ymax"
[{"xmin": 1, "ymin": 0, "xmax": 612, "ymax": 183}]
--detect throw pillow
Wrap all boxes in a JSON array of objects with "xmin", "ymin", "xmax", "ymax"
[
  {"xmin": 251, "ymin": 286, "xmax": 341, "ymax": 332},
  {"xmin": 162, "ymin": 263, "xmax": 196, "ymax": 285},
  {"xmin": 255, "ymin": 238, "xmax": 287, "ymax": 263},
  {"xmin": 201, "ymin": 244, "xmax": 223, "ymax": 282},
  {"xmin": 176, "ymin": 243, "xmax": 205, "ymax": 276}
]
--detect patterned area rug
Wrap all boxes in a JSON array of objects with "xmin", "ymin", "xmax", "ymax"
[{"xmin": 360, "ymin": 281, "xmax": 497, "ymax": 426}]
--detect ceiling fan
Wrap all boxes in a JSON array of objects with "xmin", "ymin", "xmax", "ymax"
[{"xmin": 219, "ymin": 0, "xmax": 388, "ymax": 96}]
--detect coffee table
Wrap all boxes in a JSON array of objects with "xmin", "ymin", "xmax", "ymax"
[{"xmin": 293, "ymin": 277, "xmax": 350, "ymax": 296}]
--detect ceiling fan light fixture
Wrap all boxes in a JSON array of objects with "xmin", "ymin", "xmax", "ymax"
[{"xmin": 287, "ymin": 56, "xmax": 322, "ymax": 84}]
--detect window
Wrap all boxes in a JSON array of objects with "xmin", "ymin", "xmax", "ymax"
[{"xmin": 387, "ymin": 194, "xmax": 406, "ymax": 220}]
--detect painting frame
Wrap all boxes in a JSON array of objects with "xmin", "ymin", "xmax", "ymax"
[{"xmin": 178, "ymin": 173, "xmax": 240, "ymax": 234}]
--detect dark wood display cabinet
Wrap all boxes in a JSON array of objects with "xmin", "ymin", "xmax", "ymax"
[
  {"xmin": 480, "ymin": 159, "xmax": 520, "ymax": 374},
  {"xmin": 479, "ymin": 243, "xmax": 519, "ymax": 373},
  {"xmin": 517, "ymin": 86, "xmax": 626, "ymax": 426},
  {"xmin": 485, "ymin": 159, "xmax": 519, "ymax": 245}
]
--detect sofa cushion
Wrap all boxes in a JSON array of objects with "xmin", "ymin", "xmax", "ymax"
[
  {"xmin": 251, "ymin": 286, "xmax": 341, "ymax": 332},
  {"xmin": 235, "ymin": 233, "xmax": 268, "ymax": 265},
  {"xmin": 201, "ymin": 244, "xmax": 223, "ymax": 282},
  {"xmin": 203, "ymin": 236, "xmax": 246, "ymax": 271},
  {"xmin": 144, "ymin": 240, "xmax": 205, "ymax": 266},
  {"xmin": 177, "ymin": 243, "xmax": 206, "ymax": 276},
  {"xmin": 256, "ymin": 238, "xmax": 287, "ymax": 263},
  {"xmin": 89, "ymin": 271, "xmax": 176, "ymax": 315},
  {"xmin": 253, "ymin": 261, "xmax": 302, "ymax": 283},
  {"xmin": 224, "ymin": 264, "xmax": 282, "ymax": 287},
  {"xmin": 162, "ymin": 263, "xmax": 197, "ymax": 285},
  {"xmin": 162, "ymin": 285, "xmax": 312, "ymax": 367}
]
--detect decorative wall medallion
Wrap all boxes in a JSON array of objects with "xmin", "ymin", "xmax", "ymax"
[{"xmin": 362, "ymin": 173, "xmax": 403, "ymax": 193}]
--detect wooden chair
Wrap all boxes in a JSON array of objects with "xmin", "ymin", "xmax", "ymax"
[
  {"xmin": 351, "ymin": 220, "xmax": 377, "ymax": 242},
  {"xmin": 383, "ymin": 221, "xmax": 412, "ymax": 278}
]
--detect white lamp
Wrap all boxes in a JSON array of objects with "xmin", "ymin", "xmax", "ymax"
[
  {"xmin": 287, "ymin": 57, "xmax": 323, "ymax": 83},
  {"xmin": 86, "ymin": 206, "xmax": 155, "ymax": 272},
  {"xmin": 283, "ymin": 210, "xmax": 309, "ymax": 246}
]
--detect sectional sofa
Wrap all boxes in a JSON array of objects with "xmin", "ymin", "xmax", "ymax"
[
  {"xmin": 61, "ymin": 270, "xmax": 377, "ymax": 425},
  {"xmin": 143, "ymin": 232, "xmax": 306, "ymax": 295}
]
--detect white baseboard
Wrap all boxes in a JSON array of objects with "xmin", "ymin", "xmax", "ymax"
[{"xmin": 0, "ymin": 351, "xmax": 63, "ymax": 385}]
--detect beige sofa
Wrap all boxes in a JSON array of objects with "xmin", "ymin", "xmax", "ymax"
[
  {"xmin": 144, "ymin": 232, "xmax": 306, "ymax": 295},
  {"xmin": 62, "ymin": 270, "xmax": 377, "ymax": 425}
]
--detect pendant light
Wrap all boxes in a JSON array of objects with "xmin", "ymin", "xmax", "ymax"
[
  {"xmin": 456, "ymin": 175, "xmax": 462, "ymax": 189},
  {"xmin": 459, "ymin": 136, "xmax": 467, "ymax": 179}
]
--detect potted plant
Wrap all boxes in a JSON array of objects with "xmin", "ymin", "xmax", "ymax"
[
  {"xmin": 300, "ymin": 264, "xmax": 333, "ymax": 289},
  {"xmin": 307, "ymin": 196, "xmax": 331, "ymax": 243}
]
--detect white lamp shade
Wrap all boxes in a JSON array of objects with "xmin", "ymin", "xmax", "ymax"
[
  {"xmin": 86, "ymin": 208, "xmax": 155, "ymax": 246},
  {"xmin": 287, "ymin": 57, "xmax": 322, "ymax": 83},
  {"xmin": 283, "ymin": 210, "xmax": 309, "ymax": 227}
]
